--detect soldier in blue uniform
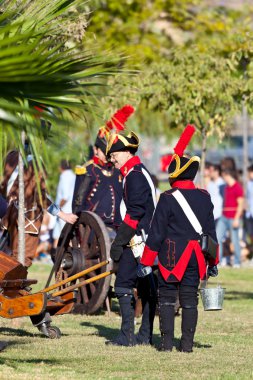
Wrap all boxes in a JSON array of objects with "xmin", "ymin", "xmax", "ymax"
[
  {"xmin": 72, "ymin": 121, "xmax": 123, "ymax": 232},
  {"xmin": 139, "ymin": 125, "xmax": 219, "ymax": 352},
  {"xmin": 105, "ymin": 105, "xmax": 157, "ymax": 346}
]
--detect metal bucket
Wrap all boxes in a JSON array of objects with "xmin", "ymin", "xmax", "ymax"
[{"xmin": 200, "ymin": 286, "xmax": 225, "ymax": 311}]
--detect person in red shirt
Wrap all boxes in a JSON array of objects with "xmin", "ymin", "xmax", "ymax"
[{"xmin": 216, "ymin": 168, "xmax": 244, "ymax": 267}]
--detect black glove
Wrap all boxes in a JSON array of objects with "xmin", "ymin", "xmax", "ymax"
[
  {"xmin": 110, "ymin": 222, "xmax": 135, "ymax": 262},
  {"xmin": 137, "ymin": 263, "xmax": 152, "ymax": 278},
  {"xmin": 207, "ymin": 265, "xmax": 218, "ymax": 277},
  {"xmin": 110, "ymin": 243, "xmax": 123, "ymax": 262}
]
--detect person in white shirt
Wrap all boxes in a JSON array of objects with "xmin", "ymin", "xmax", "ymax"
[
  {"xmin": 207, "ymin": 164, "xmax": 225, "ymax": 225},
  {"xmin": 52, "ymin": 160, "xmax": 76, "ymax": 246}
]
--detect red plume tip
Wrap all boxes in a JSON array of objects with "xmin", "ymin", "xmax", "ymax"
[
  {"xmin": 173, "ymin": 124, "xmax": 195, "ymax": 157},
  {"xmin": 106, "ymin": 105, "xmax": 135, "ymax": 131}
]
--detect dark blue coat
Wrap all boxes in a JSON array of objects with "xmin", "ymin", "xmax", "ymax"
[
  {"xmin": 120, "ymin": 156, "xmax": 156, "ymax": 236},
  {"xmin": 141, "ymin": 180, "xmax": 219, "ymax": 282},
  {"xmin": 73, "ymin": 157, "xmax": 123, "ymax": 228}
]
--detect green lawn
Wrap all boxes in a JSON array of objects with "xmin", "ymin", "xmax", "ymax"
[{"xmin": 0, "ymin": 263, "xmax": 253, "ymax": 380}]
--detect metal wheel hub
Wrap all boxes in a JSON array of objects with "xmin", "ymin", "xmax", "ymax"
[{"xmin": 61, "ymin": 247, "xmax": 85, "ymax": 277}]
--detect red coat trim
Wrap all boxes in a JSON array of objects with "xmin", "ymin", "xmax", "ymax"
[
  {"xmin": 141, "ymin": 245, "xmax": 158, "ymax": 266},
  {"xmin": 120, "ymin": 156, "xmax": 141, "ymax": 177},
  {"xmin": 171, "ymin": 180, "xmax": 195, "ymax": 189},
  {"xmin": 158, "ymin": 240, "xmax": 207, "ymax": 282},
  {"xmin": 93, "ymin": 156, "xmax": 105, "ymax": 167},
  {"xmin": 124, "ymin": 213, "xmax": 139, "ymax": 229}
]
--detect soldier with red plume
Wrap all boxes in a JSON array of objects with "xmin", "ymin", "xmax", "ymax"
[
  {"xmin": 105, "ymin": 105, "xmax": 157, "ymax": 347},
  {"xmin": 138, "ymin": 125, "xmax": 219, "ymax": 352},
  {"xmin": 72, "ymin": 109, "xmax": 126, "ymax": 234}
]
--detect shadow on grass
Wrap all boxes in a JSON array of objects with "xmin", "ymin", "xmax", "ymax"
[
  {"xmin": 225, "ymin": 290, "xmax": 253, "ymax": 301},
  {"xmin": 0, "ymin": 327, "xmax": 36, "ymax": 337},
  {"xmin": 80, "ymin": 321, "xmax": 210, "ymax": 350},
  {"xmin": 80, "ymin": 320, "xmax": 123, "ymax": 341},
  {"xmin": 0, "ymin": 357, "xmax": 62, "ymax": 366},
  {"xmin": 0, "ymin": 326, "xmax": 68, "ymax": 339}
]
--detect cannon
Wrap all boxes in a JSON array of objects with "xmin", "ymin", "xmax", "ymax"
[
  {"xmin": 46, "ymin": 211, "xmax": 114, "ymax": 315},
  {"xmin": 0, "ymin": 249, "xmax": 113, "ymax": 338}
]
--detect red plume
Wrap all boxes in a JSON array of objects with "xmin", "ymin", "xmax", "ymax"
[
  {"xmin": 106, "ymin": 105, "xmax": 135, "ymax": 131},
  {"xmin": 173, "ymin": 124, "xmax": 195, "ymax": 157}
]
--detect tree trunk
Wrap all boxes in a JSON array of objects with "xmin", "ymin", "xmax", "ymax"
[
  {"xmin": 200, "ymin": 126, "xmax": 207, "ymax": 188},
  {"xmin": 242, "ymin": 104, "xmax": 248, "ymax": 193},
  {"xmin": 18, "ymin": 131, "xmax": 25, "ymax": 265}
]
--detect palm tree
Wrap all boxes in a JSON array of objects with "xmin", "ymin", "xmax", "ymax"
[{"xmin": 0, "ymin": 0, "xmax": 119, "ymax": 263}]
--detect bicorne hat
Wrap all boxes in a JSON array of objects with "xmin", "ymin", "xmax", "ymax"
[
  {"xmin": 105, "ymin": 105, "xmax": 139, "ymax": 155},
  {"xmin": 168, "ymin": 125, "xmax": 200, "ymax": 181}
]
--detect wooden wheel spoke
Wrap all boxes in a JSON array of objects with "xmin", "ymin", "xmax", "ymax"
[
  {"xmin": 85, "ymin": 270, "xmax": 99, "ymax": 279},
  {"xmin": 56, "ymin": 211, "xmax": 111, "ymax": 314},
  {"xmin": 79, "ymin": 284, "xmax": 89, "ymax": 304},
  {"xmin": 85, "ymin": 258, "xmax": 100, "ymax": 266},
  {"xmin": 88, "ymin": 281, "xmax": 97, "ymax": 295},
  {"xmin": 82, "ymin": 225, "xmax": 91, "ymax": 244}
]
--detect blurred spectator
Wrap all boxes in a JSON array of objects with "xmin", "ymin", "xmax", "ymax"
[
  {"xmin": 35, "ymin": 212, "xmax": 55, "ymax": 263},
  {"xmin": 216, "ymin": 168, "xmax": 244, "ymax": 268},
  {"xmin": 244, "ymin": 164, "xmax": 253, "ymax": 257},
  {"xmin": 220, "ymin": 157, "xmax": 236, "ymax": 172},
  {"xmin": 52, "ymin": 160, "xmax": 76, "ymax": 248},
  {"xmin": 207, "ymin": 164, "xmax": 225, "ymax": 225},
  {"xmin": 203, "ymin": 161, "xmax": 212, "ymax": 188}
]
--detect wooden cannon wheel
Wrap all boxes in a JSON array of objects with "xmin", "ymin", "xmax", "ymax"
[{"xmin": 55, "ymin": 211, "xmax": 112, "ymax": 315}]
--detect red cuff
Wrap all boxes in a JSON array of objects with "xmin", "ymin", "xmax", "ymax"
[
  {"xmin": 124, "ymin": 214, "xmax": 139, "ymax": 229},
  {"xmin": 141, "ymin": 245, "xmax": 158, "ymax": 266}
]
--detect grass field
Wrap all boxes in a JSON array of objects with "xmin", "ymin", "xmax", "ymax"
[{"xmin": 0, "ymin": 263, "xmax": 253, "ymax": 380}]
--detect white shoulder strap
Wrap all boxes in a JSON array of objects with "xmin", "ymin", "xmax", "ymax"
[
  {"xmin": 7, "ymin": 165, "xmax": 19, "ymax": 196},
  {"xmin": 172, "ymin": 189, "xmax": 203, "ymax": 235}
]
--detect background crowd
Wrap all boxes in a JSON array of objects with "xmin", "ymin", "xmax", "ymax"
[
  {"xmin": 6, "ymin": 154, "xmax": 250, "ymax": 270},
  {"xmin": 203, "ymin": 157, "xmax": 253, "ymax": 268}
]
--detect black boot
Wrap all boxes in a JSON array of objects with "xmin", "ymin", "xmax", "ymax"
[
  {"xmin": 158, "ymin": 302, "xmax": 175, "ymax": 352},
  {"xmin": 179, "ymin": 307, "xmax": 198, "ymax": 353},
  {"xmin": 136, "ymin": 296, "xmax": 156, "ymax": 345},
  {"xmin": 106, "ymin": 294, "xmax": 136, "ymax": 346}
]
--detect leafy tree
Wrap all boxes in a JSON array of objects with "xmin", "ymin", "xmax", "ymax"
[
  {"xmin": 136, "ymin": 48, "xmax": 243, "ymax": 183},
  {"xmin": 0, "ymin": 0, "xmax": 120, "ymax": 263},
  {"xmin": 85, "ymin": 0, "xmax": 203, "ymax": 67},
  {"xmin": 103, "ymin": 47, "xmax": 244, "ymax": 184}
]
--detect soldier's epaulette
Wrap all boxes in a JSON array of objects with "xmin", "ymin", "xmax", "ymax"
[
  {"xmin": 75, "ymin": 159, "xmax": 94, "ymax": 175},
  {"xmin": 75, "ymin": 165, "xmax": 87, "ymax": 175}
]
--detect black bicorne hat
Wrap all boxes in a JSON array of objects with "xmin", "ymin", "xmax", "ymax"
[
  {"xmin": 106, "ymin": 131, "xmax": 139, "ymax": 155},
  {"xmin": 105, "ymin": 105, "xmax": 139, "ymax": 155},
  {"xmin": 94, "ymin": 133, "xmax": 107, "ymax": 155},
  {"xmin": 168, "ymin": 155, "xmax": 200, "ymax": 180},
  {"xmin": 168, "ymin": 125, "xmax": 200, "ymax": 181}
]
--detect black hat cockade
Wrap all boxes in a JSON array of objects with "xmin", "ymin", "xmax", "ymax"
[
  {"xmin": 168, "ymin": 125, "xmax": 200, "ymax": 181},
  {"xmin": 105, "ymin": 105, "xmax": 139, "ymax": 156}
]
